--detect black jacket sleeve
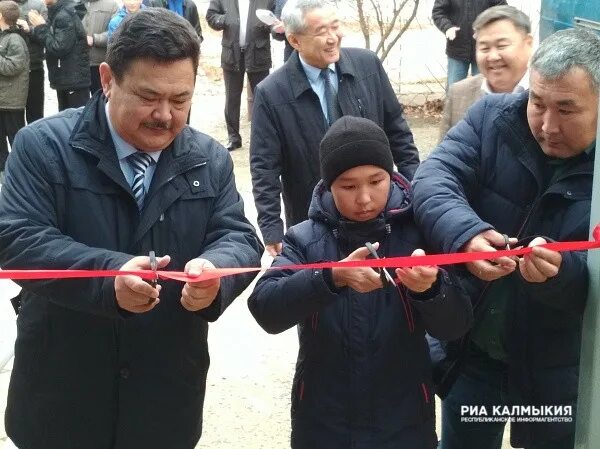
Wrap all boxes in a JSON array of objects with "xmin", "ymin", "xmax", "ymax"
[
  {"xmin": 249, "ymin": 83, "xmax": 285, "ymax": 245},
  {"xmin": 184, "ymin": 0, "xmax": 203, "ymax": 43},
  {"xmin": 409, "ymin": 269, "xmax": 473, "ymax": 341},
  {"xmin": 38, "ymin": 10, "xmax": 77, "ymax": 58},
  {"xmin": 206, "ymin": 0, "xmax": 227, "ymax": 31},
  {"xmin": 248, "ymin": 227, "xmax": 339, "ymax": 334},
  {"xmin": 194, "ymin": 146, "xmax": 264, "ymax": 321},
  {"xmin": 0, "ymin": 126, "xmax": 132, "ymax": 319},
  {"xmin": 412, "ymin": 97, "xmax": 495, "ymax": 254},
  {"xmin": 431, "ymin": 0, "xmax": 454, "ymax": 34}
]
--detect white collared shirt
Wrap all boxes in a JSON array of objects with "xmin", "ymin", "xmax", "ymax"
[
  {"xmin": 239, "ymin": 0, "xmax": 250, "ymax": 48},
  {"xmin": 481, "ymin": 70, "xmax": 530, "ymax": 94}
]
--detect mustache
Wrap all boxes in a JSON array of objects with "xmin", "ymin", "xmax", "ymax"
[{"xmin": 143, "ymin": 121, "xmax": 171, "ymax": 130}]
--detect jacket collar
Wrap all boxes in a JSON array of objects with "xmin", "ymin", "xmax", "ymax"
[
  {"xmin": 495, "ymin": 91, "xmax": 594, "ymax": 192},
  {"xmin": 69, "ymin": 91, "xmax": 209, "ymax": 194},
  {"xmin": 286, "ymin": 48, "xmax": 357, "ymax": 99}
]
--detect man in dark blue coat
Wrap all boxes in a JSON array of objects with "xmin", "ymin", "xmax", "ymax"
[
  {"xmin": 0, "ymin": 9, "xmax": 263, "ymax": 449},
  {"xmin": 250, "ymin": 0, "xmax": 419, "ymax": 258},
  {"xmin": 413, "ymin": 28, "xmax": 599, "ymax": 449}
]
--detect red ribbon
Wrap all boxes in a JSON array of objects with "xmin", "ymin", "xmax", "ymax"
[{"xmin": 2, "ymin": 226, "xmax": 600, "ymax": 282}]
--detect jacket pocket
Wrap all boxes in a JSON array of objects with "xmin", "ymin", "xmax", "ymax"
[
  {"xmin": 252, "ymin": 39, "xmax": 271, "ymax": 67},
  {"xmin": 221, "ymin": 42, "xmax": 235, "ymax": 68}
]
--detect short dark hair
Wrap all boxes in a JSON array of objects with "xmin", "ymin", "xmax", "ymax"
[
  {"xmin": 0, "ymin": 0, "xmax": 21, "ymax": 26},
  {"xmin": 473, "ymin": 5, "xmax": 531, "ymax": 36},
  {"xmin": 106, "ymin": 8, "xmax": 200, "ymax": 82}
]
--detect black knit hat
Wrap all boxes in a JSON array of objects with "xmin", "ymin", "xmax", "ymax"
[{"xmin": 319, "ymin": 116, "xmax": 394, "ymax": 186}]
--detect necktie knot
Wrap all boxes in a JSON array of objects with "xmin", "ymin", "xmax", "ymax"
[{"xmin": 128, "ymin": 152, "xmax": 154, "ymax": 210}]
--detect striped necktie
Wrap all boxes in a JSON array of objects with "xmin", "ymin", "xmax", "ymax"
[
  {"xmin": 128, "ymin": 151, "xmax": 153, "ymax": 210},
  {"xmin": 320, "ymin": 68, "xmax": 342, "ymax": 126}
]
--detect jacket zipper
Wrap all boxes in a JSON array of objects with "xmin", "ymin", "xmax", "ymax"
[{"xmin": 421, "ymin": 382, "xmax": 430, "ymax": 404}]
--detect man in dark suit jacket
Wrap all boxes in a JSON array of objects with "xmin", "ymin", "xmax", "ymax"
[
  {"xmin": 206, "ymin": 0, "xmax": 274, "ymax": 151},
  {"xmin": 249, "ymin": 0, "xmax": 419, "ymax": 257}
]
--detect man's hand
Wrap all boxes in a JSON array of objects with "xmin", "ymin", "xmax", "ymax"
[
  {"xmin": 272, "ymin": 19, "xmax": 285, "ymax": 34},
  {"xmin": 87, "ymin": 35, "xmax": 94, "ymax": 47},
  {"xmin": 395, "ymin": 249, "xmax": 439, "ymax": 293},
  {"xmin": 28, "ymin": 10, "xmax": 45, "ymax": 27},
  {"xmin": 519, "ymin": 237, "xmax": 562, "ymax": 283},
  {"xmin": 445, "ymin": 26, "xmax": 460, "ymax": 41},
  {"xmin": 180, "ymin": 258, "xmax": 221, "ymax": 312},
  {"xmin": 332, "ymin": 243, "xmax": 383, "ymax": 293},
  {"xmin": 16, "ymin": 18, "xmax": 30, "ymax": 33},
  {"xmin": 266, "ymin": 242, "xmax": 282, "ymax": 257},
  {"xmin": 115, "ymin": 255, "xmax": 171, "ymax": 313},
  {"xmin": 464, "ymin": 229, "xmax": 517, "ymax": 281}
]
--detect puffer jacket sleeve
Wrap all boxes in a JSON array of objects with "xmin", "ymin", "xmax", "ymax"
[
  {"xmin": 0, "ymin": 34, "xmax": 28, "ymax": 77},
  {"xmin": 249, "ymin": 83, "xmax": 285, "ymax": 245},
  {"xmin": 40, "ymin": 9, "xmax": 77, "ymax": 58},
  {"xmin": 0, "ymin": 126, "xmax": 132, "ymax": 319},
  {"xmin": 412, "ymin": 96, "xmax": 495, "ymax": 254},
  {"xmin": 194, "ymin": 143, "xmax": 264, "ymax": 322},
  {"xmin": 408, "ymin": 269, "xmax": 473, "ymax": 340},
  {"xmin": 520, "ymin": 247, "xmax": 588, "ymax": 315},
  {"xmin": 376, "ymin": 56, "xmax": 420, "ymax": 180},
  {"xmin": 205, "ymin": 0, "xmax": 226, "ymax": 31},
  {"xmin": 184, "ymin": 0, "xmax": 203, "ymax": 43},
  {"xmin": 248, "ymin": 224, "xmax": 339, "ymax": 334}
]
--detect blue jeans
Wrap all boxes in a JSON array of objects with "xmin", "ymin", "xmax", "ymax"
[
  {"xmin": 446, "ymin": 57, "xmax": 479, "ymax": 89},
  {"xmin": 439, "ymin": 352, "xmax": 574, "ymax": 449}
]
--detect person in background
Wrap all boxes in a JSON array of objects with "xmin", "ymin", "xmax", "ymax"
[
  {"xmin": 432, "ymin": 0, "xmax": 506, "ymax": 88},
  {"xmin": 439, "ymin": 5, "xmax": 533, "ymax": 139},
  {"xmin": 206, "ymin": 0, "xmax": 274, "ymax": 151},
  {"xmin": 83, "ymin": 0, "xmax": 118, "ymax": 94},
  {"xmin": 250, "ymin": 0, "xmax": 419, "ymax": 257},
  {"xmin": 0, "ymin": 0, "xmax": 29, "ymax": 184},
  {"xmin": 272, "ymin": 0, "xmax": 293, "ymax": 62},
  {"xmin": 413, "ymin": 28, "xmax": 599, "ymax": 449},
  {"xmin": 28, "ymin": 0, "xmax": 90, "ymax": 110},
  {"xmin": 0, "ymin": 9, "xmax": 263, "ymax": 449},
  {"xmin": 144, "ymin": 0, "xmax": 203, "ymax": 46},
  {"xmin": 14, "ymin": 0, "xmax": 45, "ymax": 123},
  {"xmin": 107, "ymin": 0, "xmax": 143, "ymax": 39},
  {"xmin": 249, "ymin": 116, "xmax": 472, "ymax": 449}
]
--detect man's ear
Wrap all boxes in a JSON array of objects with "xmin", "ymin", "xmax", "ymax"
[
  {"xmin": 98, "ymin": 62, "xmax": 114, "ymax": 99},
  {"xmin": 287, "ymin": 33, "xmax": 302, "ymax": 52}
]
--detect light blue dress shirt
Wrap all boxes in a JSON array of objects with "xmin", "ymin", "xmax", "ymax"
[
  {"xmin": 299, "ymin": 56, "xmax": 339, "ymax": 124},
  {"xmin": 105, "ymin": 103, "xmax": 162, "ymax": 193}
]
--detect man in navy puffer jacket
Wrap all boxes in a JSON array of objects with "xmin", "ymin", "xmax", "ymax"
[
  {"xmin": 413, "ymin": 28, "xmax": 599, "ymax": 449},
  {"xmin": 249, "ymin": 116, "xmax": 472, "ymax": 449}
]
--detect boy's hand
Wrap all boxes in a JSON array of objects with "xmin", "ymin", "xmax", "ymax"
[
  {"xmin": 332, "ymin": 242, "xmax": 383, "ymax": 293},
  {"xmin": 395, "ymin": 249, "xmax": 439, "ymax": 293}
]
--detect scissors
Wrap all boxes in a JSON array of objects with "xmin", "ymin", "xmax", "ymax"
[
  {"xmin": 149, "ymin": 250, "xmax": 158, "ymax": 288},
  {"xmin": 364, "ymin": 242, "xmax": 397, "ymax": 287}
]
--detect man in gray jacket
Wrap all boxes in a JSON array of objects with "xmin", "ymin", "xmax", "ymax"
[{"xmin": 83, "ymin": 0, "xmax": 118, "ymax": 94}]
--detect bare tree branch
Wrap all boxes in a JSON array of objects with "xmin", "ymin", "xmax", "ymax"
[{"xmin": 380, "ymin": 0, "xmax": 419, "ymax": 63}]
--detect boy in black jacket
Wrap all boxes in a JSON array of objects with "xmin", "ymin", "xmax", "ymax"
[{"xmin": 249, "ymin": 116, "xmax": 473, "ymax": 449}]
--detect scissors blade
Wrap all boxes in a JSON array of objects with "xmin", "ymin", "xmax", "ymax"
[
  {"xmin": 149, "ymin": 250, "xmax": 158, "ymax": 288},
  {"xmin": 364, "ymin": 242, "xmax": 397, "ymax": 287}
]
